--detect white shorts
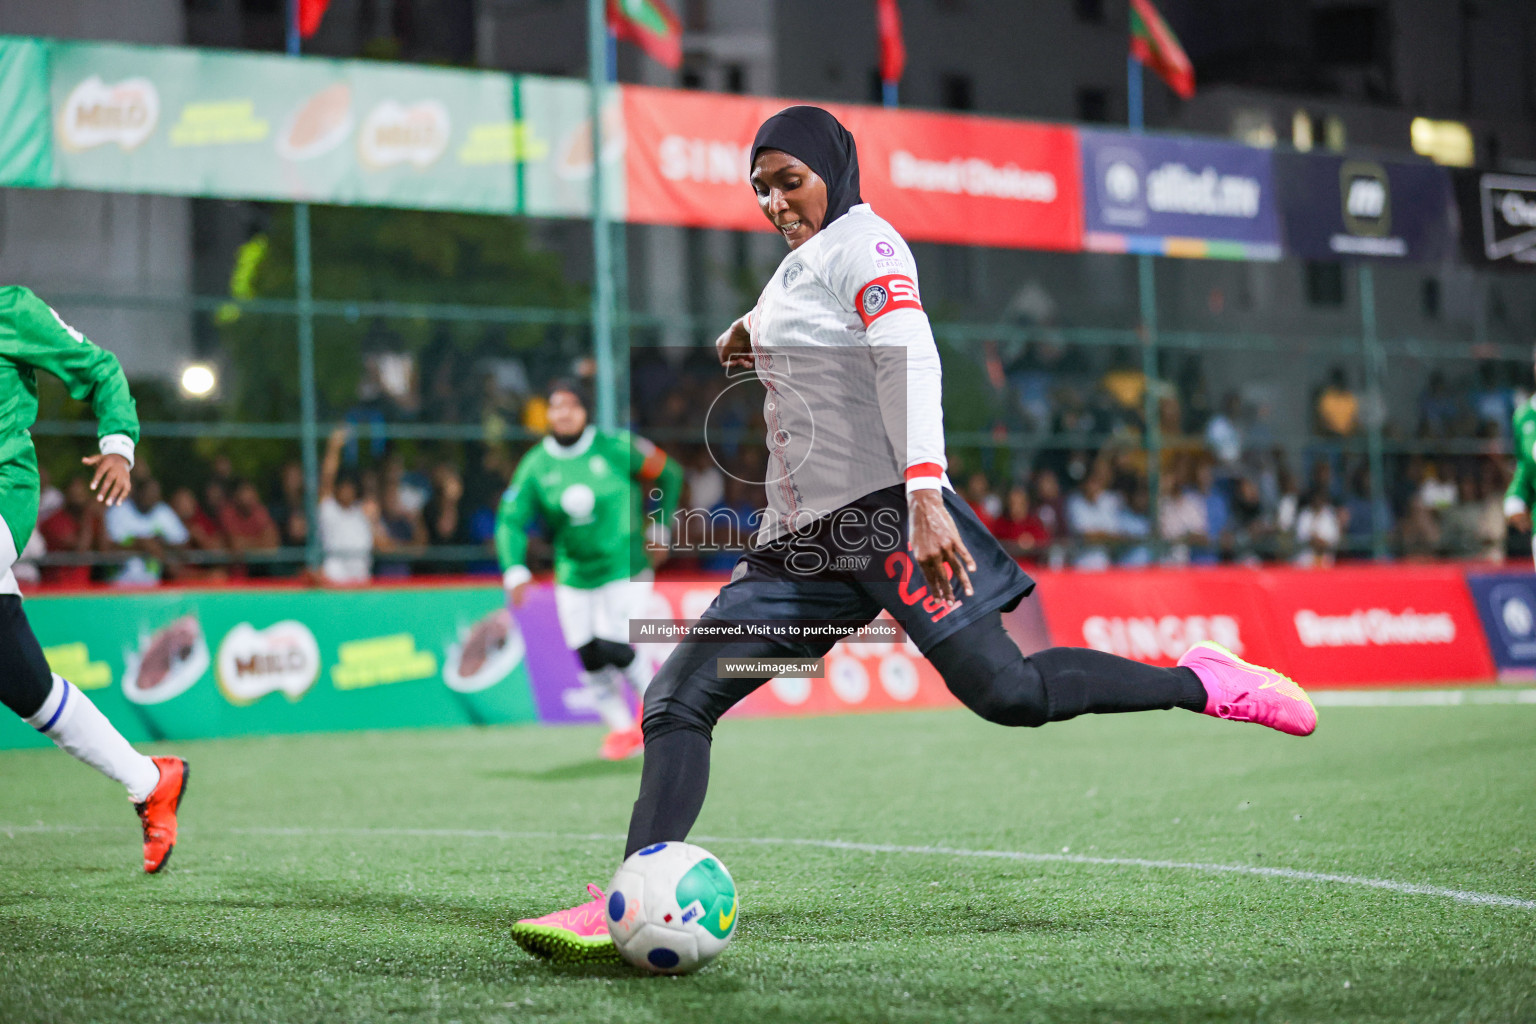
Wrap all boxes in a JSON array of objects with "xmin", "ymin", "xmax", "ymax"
[{"xmin": 554, "ymin": 573, "xmax": 653, "ymax": 651}]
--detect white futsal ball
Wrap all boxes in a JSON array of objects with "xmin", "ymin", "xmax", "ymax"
[{"xmin": 605, "ymin": 841, "xmax": 738, "ymax": 974}]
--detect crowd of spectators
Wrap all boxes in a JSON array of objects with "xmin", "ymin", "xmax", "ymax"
[{"xmin": 18, "ymin": 345, "xmax": 1523, "ymax": 587}]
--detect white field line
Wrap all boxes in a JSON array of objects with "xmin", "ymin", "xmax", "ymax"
[
  {"xmin": 5, "ymin": 823, "xmax": 1533, "ymax": 911},
  {"xmin": 1311, "ymin": 688, "xmax": 1536, "ymax": 707}
]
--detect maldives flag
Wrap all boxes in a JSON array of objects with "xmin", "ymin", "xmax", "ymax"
[
  {"xmin": 1129, "ymin": 0, "xmax": 1194, "ymax": 99},
  {"xmin": 607, "ymin": 0, "xmax": 683, "ymax": 70},
  {"xmin": 298, "ymin": 0, "xmax": 331, "ymax": 38},
  {"xmin": 877, "ymin": 0, "xmax": 906, "ymax": 85}
]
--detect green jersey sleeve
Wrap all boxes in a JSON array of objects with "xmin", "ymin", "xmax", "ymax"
[
  {"xmin": 626, "ymin": 432, "xmax": 682, "ymax": 526},
  {"xmin": 0, "ymin": 287, "xmax": 139, "ymax": 445},
  {"xmin": 1507, "ymin": 402, "xmax": 1536, "ymax": 511},
  {"xmin": 495, "ymin": 451, "xmax": 544, "ymax": 578}
]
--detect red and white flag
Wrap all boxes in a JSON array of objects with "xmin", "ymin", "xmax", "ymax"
[{"xmin": 877, "ymin": 0, "xmax": 906, "ymax": 86}]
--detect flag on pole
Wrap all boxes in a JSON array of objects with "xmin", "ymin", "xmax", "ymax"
[
  {"xmin": 298, "ymin": 0, "xmax": 331, "ymax": 38},
  {"xmin": 607, "ymin": 0, "xmax": 683, "ymax": 70},
  {"xmin": 877, "ymin": 0, "xmax": 907, "ymax": 87},
  {"xmin": 1129, "ymin": 0, "xmax": 1194, "ymax": 99}
]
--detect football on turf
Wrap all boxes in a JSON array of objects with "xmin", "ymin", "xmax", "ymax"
[{"xmin": 605, "ymin": 842, "xmax": 738, "ymax": 974}]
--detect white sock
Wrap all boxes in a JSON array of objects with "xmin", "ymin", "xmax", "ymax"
[
  {"xmin": 581, "ymin": 669, "xmax": 635, "ymax": 732},
  {"xmin": 25, "ymin": 674, "xmax": 160, "ymax": 802},
  {"xmin": 619, "ymin": 651, "xmax": 652, "ymax": 698}
]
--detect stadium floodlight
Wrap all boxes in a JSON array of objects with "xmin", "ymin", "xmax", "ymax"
[{"xmin": 180, "ymin": 363, "xmax": 217, "ymax": 398}]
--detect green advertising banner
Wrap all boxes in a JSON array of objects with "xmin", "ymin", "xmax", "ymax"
[
  {"xmin": 0, "ymin": 36, "xmax": 624, "ymax": 219},
  {"xmin": 0, "ymin": 37, "xmax": 52, "ymax": 188},
  {"xmin": 0, "ymin": 584, "xmax": 538, "ymax": 751}
]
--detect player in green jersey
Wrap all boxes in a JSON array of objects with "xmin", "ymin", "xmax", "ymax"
[
  {"xmin": 1504, "ymin": 350, "xmax": 1536, "ymax": 567},
  {"xmin": 0, "ymin": 286, "xmax": 189, "ymax": 872},
  {"xmin": 497, "ymin": 380, "xmax": 682, "ymax": 759}
]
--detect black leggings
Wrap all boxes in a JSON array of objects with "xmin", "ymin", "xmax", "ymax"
[
  {"xmin": 0, "ymin": 595, "xmax": 57, "ymax": 720},
  {"xmin": 624, "ymin": 611, "xmax": 1205, "ymax": 856}
]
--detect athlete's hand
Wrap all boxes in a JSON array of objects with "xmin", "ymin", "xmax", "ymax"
[
  {"xmin": 82, "ymin": 453, "xmax": 132, "ymax": 507},
  {"xmin": 908, "ymin": 489, "xmax": 974, "ymax": 604},
  {"xmin": 1510, "ymin": 510, "xmax": 1532, "ymax": 532},
  {"xmin": 507, "ymin": 580, "xmax": 531, "ymax": 608},
  {"xmin": 716, "ymin": 317, "xmax": 754, "ymax": 372}
]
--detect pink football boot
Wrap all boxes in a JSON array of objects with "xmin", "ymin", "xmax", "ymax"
[
  {"xmin": 1178, "ymin": 641, "xmax": 1317, "ymax": 737},
  {"xmin": 510, "ymin": 884, "xmax": 622, "ymax": 963}
]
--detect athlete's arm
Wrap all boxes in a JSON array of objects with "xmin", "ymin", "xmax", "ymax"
[
  {"xmin": 1507, "ymin": 408, "xmax": 1534, "ymax": 531},
  {"xmin": 495, "ymin": 455, "xmax": 543, "ymax": 606},
  {"xmin": 847, "ymin": 249, "xmax": 971, "ymax": 603},
  {"xmin": 715, "ymin": 313, "xmax": 754, "ymax": 371},
  {"xmin": 1, "ymin": 287, "xmax": 139, "ymax": 506}
]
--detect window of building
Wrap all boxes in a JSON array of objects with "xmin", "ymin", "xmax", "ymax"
[
  {"xmin": 1305, "ymin": 261, "xmax": 1345, "ymax": 307},
  {"xmin": 1076, "ymin": 87, "xmax": 1109, "ymax": 123},
  {"xmin": 1313, "ymin": 6, "xmax": 1380, "ymax": 65},
  {"xmin": 724, "ymin": 64, "xmax": 746, "ymax": 94},
  {"xmin": 1074, "ymin": 0, "xmax": 1105, "ymax": 24},
  {"xmin": 1421, "ymin": 277, "xmax": 1441, "ymax": 320},
  {"xmin": 939, "ymin": 73, "xmax": 973, "ymax": 111}
]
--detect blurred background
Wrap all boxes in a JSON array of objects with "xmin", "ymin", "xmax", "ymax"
[{"xmin": 0, "ymin": 0, "xmax": 1532, "ymax": 586}]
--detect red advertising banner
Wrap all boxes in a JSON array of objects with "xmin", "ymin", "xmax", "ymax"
[
  {"xmin": 621, "ymin": 85, "xmax": 1083, "ymax": 251},
  {"xmin": 1032, "ymin": 566, "xmax": 1493, "ymax": 687},
  {"xmin": 1032, "ymin": 568, "xmax": 1286, "ymax": 668},
  {"xmin": 1257, "ymin": 565, "xmax": 1493, "ymax": 687}
]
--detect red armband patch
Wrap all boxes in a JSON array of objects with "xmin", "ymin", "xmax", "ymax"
[
  {"xmin": 856, "ymin": 274, "xmax": 923, "ymax": 327},
  {"xmin": 904, "ymin": 462, "xmax": 944, "ymax": 481}
]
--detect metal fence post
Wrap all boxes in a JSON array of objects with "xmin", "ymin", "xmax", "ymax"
[
  {"xmin": 1358, "ymin": 263, "xmax": 1389, "ymax": 561},
  {"xmin": 587, "ymin": 0, "xmax": 616, "ymax": 432},
  {"xmin": 1139, "ymin": 254, "xmax": 1162, "ymax": 561}
]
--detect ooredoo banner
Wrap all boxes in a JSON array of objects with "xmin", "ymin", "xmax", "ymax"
[
  {"xmin": 621, "ymin": 85, "xmax": 1083, "ymax": 251},
  {"xmin": 1078, "ymin": 130, "xmax": 1281, "ymax": 260},
  {"xmin": 1463, "ymin": 573, "xmax": 1536, "ymax": 679},
  {"xmin": 1275, "ymin": 151, "xmax": 1457, "ymax": 262}
]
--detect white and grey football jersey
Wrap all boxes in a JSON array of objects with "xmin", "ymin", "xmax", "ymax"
[{"xmin": 744, "ymin": 204, "xmax": 948, "ymax": 541}]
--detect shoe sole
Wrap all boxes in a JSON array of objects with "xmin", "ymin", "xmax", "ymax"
[
  {"xmin": 510, "ymin": 924, "xmax": 623, "ymax": 965},
  {"xmin": 145, "ymin": 759, "xmax": 190, "ymax": 875}
]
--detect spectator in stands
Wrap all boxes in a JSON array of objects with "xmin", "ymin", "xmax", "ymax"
[
  {"xmin": 1192, "ymin": 461, "xmax": 1230, "ymax": 564},
  {"xmin": 38, "ymin": 476, "xmax": 105, "ymax": 586},
  {"xmin": 318, "ymin": 426, "xmax": 375, "ymax": 584},
  {"xmin": 423, "ymin": 462, "xmax": 469, "ymax": 547},
  {"xmin": 1398, "ymin": 493, "xmax": 1442, "ymax": 561},
  {"xmin": 1117, "ymin": 484, "xmax": 1154, "ymax": 568},
  {"xmin": 376, "ymin": 474, "xmax": 427, "ymax": 578},
  {"xmin": 270, "ymin": 460, "xmax": 308, "ymax": 551},
  {"xmin": 105, "ymin": 477, "xmax": 189, "ymax": 586},
  {"xmin": 991, "ymin": 484, "xmax": 1048, "ymax": 561},
  {"xmin": 1294, "ymin": 488, "xmax": 1345, "ymax": 568},
  {"xmin": 1441, "ymin": 473, "xmax": 1504, "ymax": 562},
  {"xmin": 1158, "ymin": 461, "xmax": 1207, "ymax": 567},
  {"xmin": 963, "ymin": 472, "xmax": 1001, "ymax": 532},
  {"xmin": 220, "ymin": 479, "xmax": 280, "ymax": 575},
  {"xmin": 1228, "ymin": 476, "xmax": 1268, "ymax": 565},
  {"xmin": 1067, "ymin": 461, "xmax": 1123, "ymax": 570},
  {"xmin": 170, "ymin": 486, "xmax": 229, "ymax": 581},
  {"xmin": 1030, "ymin": 469, "xmax": 1066, "ymax": 545},
  {"xmin": 1205, "ymin": 392, "xmax": 1243, "ymax": 475},
  {"xmin": 1341, "ymin": 465, "xmax": 1390, "ymax": 559},
  {"xmin": 1416, "ymin": 371, "xmax": 1462, "ymax": 440},
  {"xmin": 1315, "ymin": 366, "xmax": 1360, "ymax": 437}
]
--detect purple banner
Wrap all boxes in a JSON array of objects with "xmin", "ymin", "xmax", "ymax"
[
  {"xmin": 1276, "ymin": 152, "xmax": 1457, "ymax": 262},
  {"xmin": 1079, "ymin": 130, "xmax": 1281, "ymax": 260},
  {"xmin": 511, "ymin": 587, "xmax": 595, "ymax": 725}
]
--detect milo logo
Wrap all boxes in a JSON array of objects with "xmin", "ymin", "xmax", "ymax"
[
  {"xmin": 57, "ymin": 76, "xmax": 159, "ymax": 152},
  {"xmin": 675, "ymin": 857, "xmax": 737, "ymax": 940}
]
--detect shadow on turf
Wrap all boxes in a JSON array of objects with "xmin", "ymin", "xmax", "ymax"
[{"xmin": 484, "ymin": 759, "xmax": 642, "ymax": 783}]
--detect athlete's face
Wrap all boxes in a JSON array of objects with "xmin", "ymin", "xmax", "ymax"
[
  {"xmin": 547, "ymin": 390, "xmax": 588, "ymax": 440},
  {"xmin": 751, "ymin": 150, "xmax": 828, "ymax": 250}
]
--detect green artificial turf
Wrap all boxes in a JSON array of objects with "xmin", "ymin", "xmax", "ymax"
[{"xmin": 2, "ymin": 703, "xmax": 1534, "ymax": 1024}]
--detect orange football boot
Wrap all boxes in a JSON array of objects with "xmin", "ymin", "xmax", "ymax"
[
  {"xmin": 135, "ymin": 756, "xmax": 189, "ymax": 873},
  {"xmin": 599, "ymin": 725, "xmax": 644, "ymax": 761}
]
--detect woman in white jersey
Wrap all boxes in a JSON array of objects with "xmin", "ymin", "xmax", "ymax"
[{"xmin": 510, "ymin": 106, "xmax": 1318, "ymax": 963}]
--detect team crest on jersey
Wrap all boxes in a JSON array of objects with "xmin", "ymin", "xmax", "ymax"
[
  {"xmin": 589, "ymin": 455, "xmax": 609, "ymax": 475},
  {"xmin": 783, "ymin": 261, "xmax": 805, "ymax": 287},
  {"xmin": 861, "ymin": 285, "xmax": 889, "ymax": 317}
]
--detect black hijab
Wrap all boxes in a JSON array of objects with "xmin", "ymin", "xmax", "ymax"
[{"xmin": 750, "ymin": 106, "xmax": 863, "ymax": 229}]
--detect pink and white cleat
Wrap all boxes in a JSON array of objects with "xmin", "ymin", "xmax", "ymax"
[
  {"xmin": 1178, "ymin": 641, "xmax": 1317, "ymax": 737},
  {"xmin": 510, "ymin": 883, "xmax": 622, "ymax": 963}
]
